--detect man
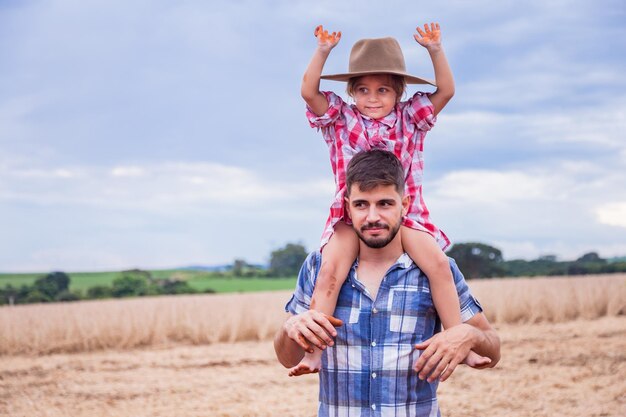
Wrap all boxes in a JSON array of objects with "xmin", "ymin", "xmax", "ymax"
[{"xmin": 274, "ymin": 150, "xmax": 500, "ymax": 416}]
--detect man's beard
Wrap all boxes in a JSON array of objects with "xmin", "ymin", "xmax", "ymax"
[{"xmin": 356, "ymin": 220, "xmax": 402, "ymax": 249}]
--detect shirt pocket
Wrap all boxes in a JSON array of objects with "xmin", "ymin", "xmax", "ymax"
[{"xmin": 387, "ymin": 287, "xmax": 428, "ymax": 336}]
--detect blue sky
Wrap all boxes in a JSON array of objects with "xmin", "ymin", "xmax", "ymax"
[{"xmin": 1, "ymin": 0, "xmax": 625, "ymax": 271}]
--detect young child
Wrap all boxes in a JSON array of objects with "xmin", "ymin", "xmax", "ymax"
[{"xmin": 292, "ymin": 23, "xmax": 485, "ymax": 377}]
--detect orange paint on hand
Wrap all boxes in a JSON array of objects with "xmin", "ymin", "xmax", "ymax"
[
  {"xmin": 416, "ymin": 22, "xmax": 441, "ymax": 43},
  {"xmin": 314, "ymin": 24, "xmax": 341, "ymax": 43},
  {"xmin": 325, "ymin": 314, "xmax": 343, "ymax": 327}
]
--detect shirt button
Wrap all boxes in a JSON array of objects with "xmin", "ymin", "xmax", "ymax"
[
  {"xmin": 372, "ymin": 308, "xmax": 378, "ymax": 314},
  {"xmin": 371, "ymin": 404, "xmax": 377, "ymax": 410},
  {"xmin": 371, "ymin": 341, "xmax": 377, "ymax": 347},
  {"xmin": 372, "ymin": 372, "xmax": 377, "ymax": 379}
]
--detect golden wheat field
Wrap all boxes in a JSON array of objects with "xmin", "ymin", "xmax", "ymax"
[{"xmin": 1, "ymin": 274, "xmax": 626, "ymax": 416}]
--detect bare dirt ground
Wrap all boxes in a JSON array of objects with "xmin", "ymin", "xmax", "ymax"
[{"xmin": 2, "ymin": 316, "xmax": 625, "ymax": 417}]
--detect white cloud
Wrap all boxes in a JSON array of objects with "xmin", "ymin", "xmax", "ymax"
[
  {"xmin": 0, "ymin": 160, "xmax": 334, "ymax": 211},
  {"xmin": 596, "ymin": 202, "xmax": 626, "ymax": 228},
  {"xmin": 111, "ymin": 166, "xmax": 146, "ymax": 177},
  {"xmin": 432, "ymin": 170, "xmax": 555, "ymax": 203},
  {"xmin": 8, "ymin": 167, "xmax": 83, "ymax": 179},
  {"xmin": 527, "ymin": 105, "xmax": 626, "ymax": 148},
  {"xmin": 427, "ymin": 160, "xmax": 626, "ymax": 260},
  {"xmin": 433, "ymin": 98, "xmax": 626, "ymax": 166},
  {"xmin": 490, "ymin": 239, "xmax": 626, "ymax": 261},
  {"xmin": 26, "ymin": 247, "xmax": 130, "ymax": 273}
]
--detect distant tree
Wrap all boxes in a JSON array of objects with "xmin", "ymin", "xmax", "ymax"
[
  {"xmin": 576, "ymin": 252, "xmax": 605, "ymax": 263},
  {"xmin": 446, "ymin": 242, "xmax": 505, "ymax": 279},
  {"xmin": 87, "ymin": 285, "xmax": 113, "ymax": 299},
  {"xmin": 121, "ymin": 269, "xmax": 153, "ymax": 282},
  {"xmin": 269, "ymin": 243, "xmax": 308, "ymax": 277},
  {"xmin": 159, "ymin": 279, "xmax": 197, "ymax": 295},
  {"xmin": 604, "ymin": 261, "xmax": 626, "ymax": 273},
  {"xmin": 112, "ymin": 273, "xmax": 149, "ymax": 297},
  {"xmin": 0, "ymin": 285, "xmax": 18, "ymax": 306},
  {"xmin": 16, "ymin": 285, "xmax": 32, "ymax": 304},
  {"xmin": 562, "ymin": 252, "xmax": 607, "ymax": 275},
  {"xmin": 24, "ymin": 289, "xmax": 50, "ymax": 304},
  {"xmin": 537, "ymin": 255, "xmax": 557, "ymax": 262},
  {"xmin": 232, "ymin": 259, "xmax": 247, "ymax": 277},
  {"xmin": 56, "ymin": 290, "xmax": 81, "ymax": 302},
  {"xmin": 33, "ymin": 271, "xmax": 70, "ymax": 299}
]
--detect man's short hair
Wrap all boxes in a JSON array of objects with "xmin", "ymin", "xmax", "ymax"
[{"xmin": 345, "ymin": 150, "xmax": 405, "ymax": 197}]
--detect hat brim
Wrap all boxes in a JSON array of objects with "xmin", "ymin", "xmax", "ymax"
[{"xmin": 321, "ymin": 70, "xmax": 436, "ymax": 86}]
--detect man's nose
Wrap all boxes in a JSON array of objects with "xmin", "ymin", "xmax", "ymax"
[{"xmin": 366, "ymin": 206, "xmax": 381, "ymax": 222}]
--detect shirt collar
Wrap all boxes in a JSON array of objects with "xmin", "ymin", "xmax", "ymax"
[
  {"xmin": 396, "ymin": 253, "xmax": 414, "ymax": 269},
  {"xmin": 348, "ymin": 252, "xmax": 414, "ymax": 284},
  {"xmin": 356, "ymin": 106, "xmax": 398, "ymax": 129}
]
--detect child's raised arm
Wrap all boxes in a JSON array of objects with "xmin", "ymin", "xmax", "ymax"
[
  {"xmin": 301, "ymin": 25, "xmax": 341, "ymax": 116},
  {"xmin": 414, "ymin": 23, "xmax": 455, "ymax": 116}
]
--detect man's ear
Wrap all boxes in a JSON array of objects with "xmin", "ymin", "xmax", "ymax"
[
  {"xmin": 344, "ymin": 196, "xmax": 351, "ymax": 219},
  {"xmin": 401, "ymin": 194, "xmax": 410, "ymax": 216}
]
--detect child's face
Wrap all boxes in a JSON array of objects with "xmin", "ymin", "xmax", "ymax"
[{"xmin": 351, "ymin": 74, "xmax": 398, "ymax": 120}]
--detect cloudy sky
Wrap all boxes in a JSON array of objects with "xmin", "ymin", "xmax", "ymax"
[{"xmin": 1, "ymin": 0, "xmax": 625, "ymax": 272}]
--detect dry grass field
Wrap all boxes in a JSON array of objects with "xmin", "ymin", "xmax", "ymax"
[
  {"xmin": 1, "ymin": 274, "xmax": 624, "ymax": 356},
  {"xmin": 1, "ymin": 274, "xmax": 625, "ymax": 416}
]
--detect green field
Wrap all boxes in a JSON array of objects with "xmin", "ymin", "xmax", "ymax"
[{"xmin": 0, "ymin": 270, "xmax": 297, "ymax": 294}]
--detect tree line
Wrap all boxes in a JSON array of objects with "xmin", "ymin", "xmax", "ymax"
[
  {"xmin": 0, "ymin": 269, "xmax": 208, "ymax": 306},
  {"xmin": 447, "ymin": 242, "xmax": 626, "ymax": 279},
  {"xmin": 2, "ymin": 241, "xmax": 625, "ymax": 305},
  {"xmin": 229, "ymin": 241, "xmax": 626, "ymax": 280}
]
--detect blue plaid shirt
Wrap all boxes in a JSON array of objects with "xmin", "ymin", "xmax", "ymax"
[{"xmin": 285, "ymin": 251, "xmax": 483, "ymax": 417}]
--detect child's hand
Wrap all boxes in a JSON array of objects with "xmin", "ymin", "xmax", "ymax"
[
  {"xmin": 314, "ymin": 25, "xmax": 341, "ymax": 52},
  {"xmin": 414, "ymin": 22, "xmax": 441, "ymax": 51}
]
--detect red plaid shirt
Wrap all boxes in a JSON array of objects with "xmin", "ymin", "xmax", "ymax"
[{"xmin": 307, "ymin": 91, "xmax": 450, "ymax": 250}]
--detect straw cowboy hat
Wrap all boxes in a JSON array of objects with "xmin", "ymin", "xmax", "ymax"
[{"xmin": 321, "ymin": 37, "xmax": 435, "ymax": 86}]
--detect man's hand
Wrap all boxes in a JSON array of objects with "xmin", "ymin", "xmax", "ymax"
[
  {"xmin": 413, "ymin": 323, "xmax": 482, "ymax": 382},
  {"xmin": 414, "ymin": 22, "xmax": 441, "ymax": 52},
  {"xmin": 284, "ymin": 310, "xmax": 343, "ymax": 353},
  {"xmin": 314, "ymin": 25, "xmax": 341, "ymax": 52}
]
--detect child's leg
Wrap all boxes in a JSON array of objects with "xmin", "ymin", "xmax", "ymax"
[
  {"xmin": 288, "ymin": 221, "xmax": 359, "ymax": 377},
  {"xmin": 401, "ymin": 227, "xmax": 486, "ymax": 368},
  {"xmin": 401, "ymin": 226, "xmax": 461, "ymax": 329}
]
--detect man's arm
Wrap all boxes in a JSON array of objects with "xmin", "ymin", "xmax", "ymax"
[
  {"xmin": 464, "ymin": 311, "xmax": 501, "ymax": 364},
  {"xmin": 274, "ymin": 311, "xmax": 342, "ymax": 368},
  {"xmin": 413, "ymin": 312, "xmax": 501, "ymax": 382}
]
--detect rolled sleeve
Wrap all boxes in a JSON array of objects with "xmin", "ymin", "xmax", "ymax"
[
  {"xmin": 448, "ymin": 257, "xmax": 483, "ymax": 322},
  {"xmin": 306, "ymin": 91, "xmax": 344, "ymax": 130},
  {"xmin": 284, "ymin": 251, "xmax": 321, "ymax": 315},
  {"xmin": 404, "ymin": 91, "xmax": 437, "ymax": 132}
]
